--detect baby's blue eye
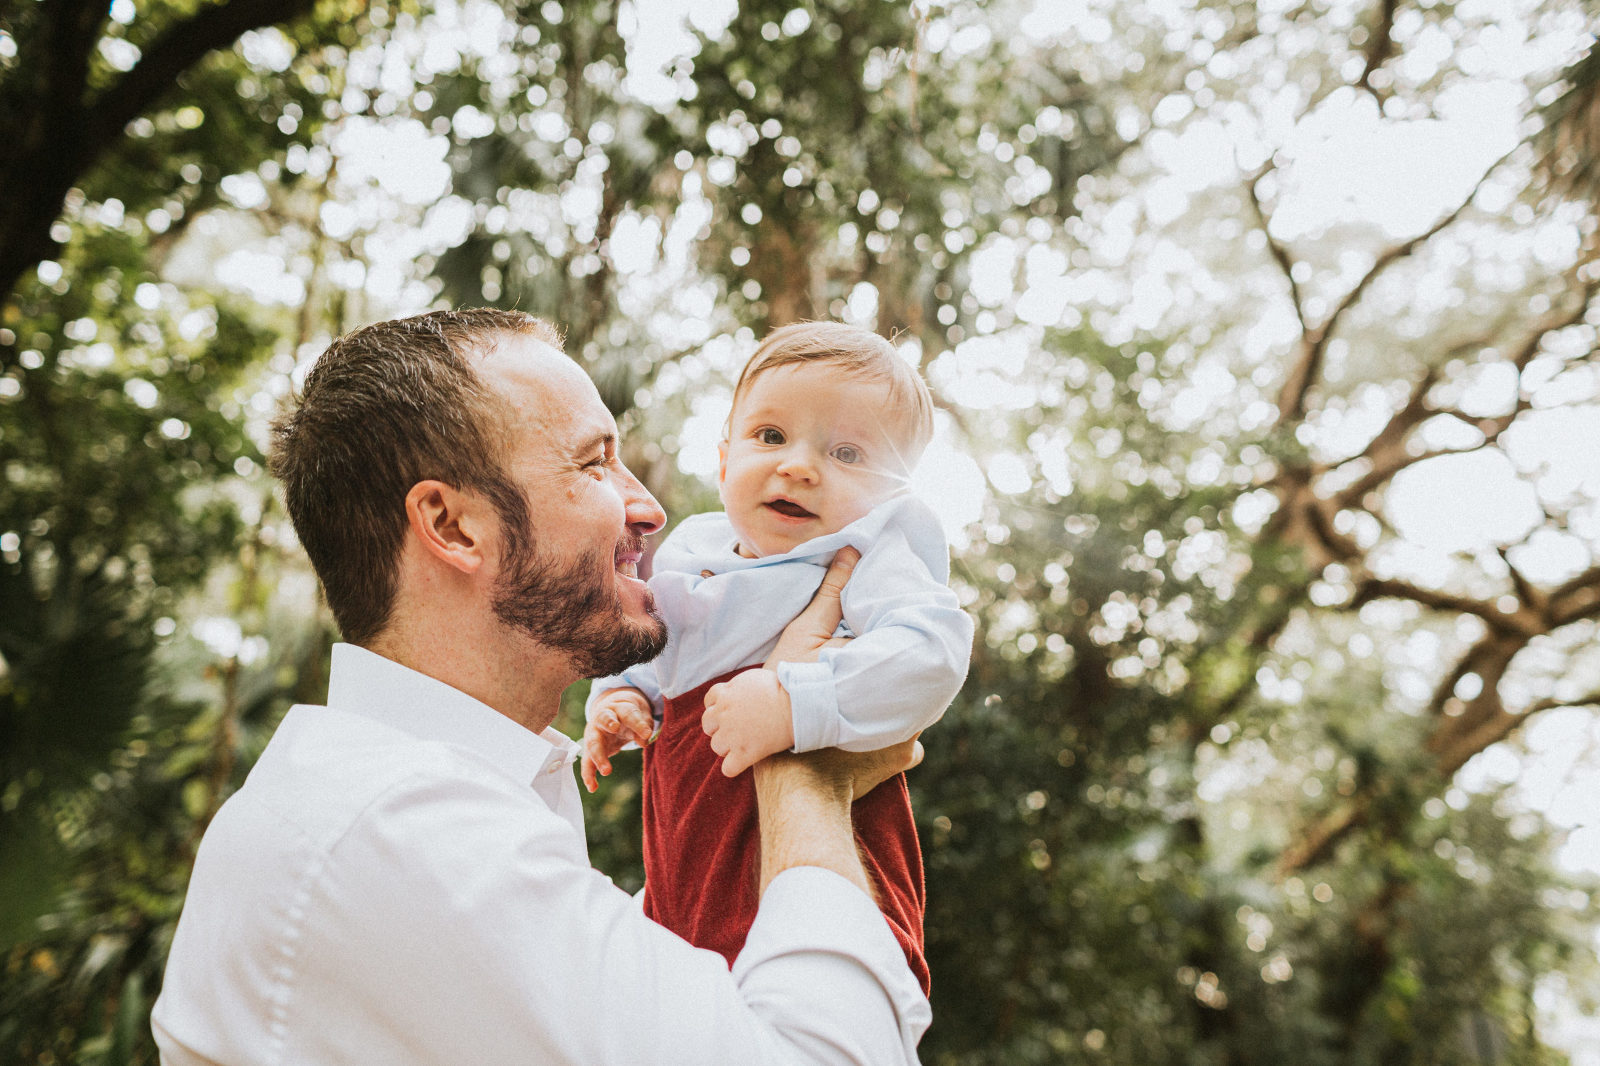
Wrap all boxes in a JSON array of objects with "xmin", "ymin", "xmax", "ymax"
[
  {"xmin": 832, "ymin": 445, "xmax": 861, "ymax": 464},
  {"xmin": 757, "ymin": 427, "xmax": 785, "ymax": 445}
]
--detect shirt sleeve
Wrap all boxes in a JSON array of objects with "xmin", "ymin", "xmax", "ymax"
[
  {"xmin": 777, "ymin": 529, "xmax": 974, "ymax": 754},
  {"xmin": 306, "ymin": 770, "xmax": 929, "ymax": 1066}
]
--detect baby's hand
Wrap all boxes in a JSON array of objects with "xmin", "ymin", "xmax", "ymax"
[
  {"xmin": 702, "ymin": 669, "xmax": 796, "ymax": 778},
  {"xmin": 581, "ymin": 688, "xmax": 656, "ymax": 793}
]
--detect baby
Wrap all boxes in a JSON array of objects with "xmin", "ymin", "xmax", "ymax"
[{"xmin": 582, "ymin": 321, "xmax": 973, "ymax": 992}]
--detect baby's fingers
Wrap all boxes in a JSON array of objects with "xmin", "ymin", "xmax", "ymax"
[
  {"xmin": 617, "ymin": 705, "xmax": 655, "ymax": 745},
  {"xmin": 720, "ymin": 748, "xmax": 753, "ymax": 778},
  {"xmin": 701, "ymin": 692, "xmax": 724, "ymax": 737}
]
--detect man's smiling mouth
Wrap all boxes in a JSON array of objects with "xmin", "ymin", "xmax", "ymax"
[
  {"xmin": 614, "ymin": 537, "xmax": 645, "ymax": 578},
  {"xmin": 764, "ymin": 499, "xmax": 817, "ymax": 519}
]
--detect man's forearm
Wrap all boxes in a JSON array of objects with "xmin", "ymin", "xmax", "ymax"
[{"xmin": 752, "ymin": 756, "xmax": 872, "ymax": 897}]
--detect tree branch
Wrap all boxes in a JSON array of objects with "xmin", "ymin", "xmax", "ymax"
[
  {"xmin": 1551, "ymin": 564, "xmax": 1600, "ymax": 608},
  {"xmin": 86, "ymin": 0, "xmax": 318, "ymax": 151},
  {"xmin": 1551, "ymin": 565, "xmax": 1600, "ymax": 626},
  {"xmin": 1358, "ymin": 0, "xmax": 1399, "ymax": 102},
  {"xmin": 1362, "ymin": 364, "xmax": 1439, "ymax": 462},
  {"xmin": 1498, "ymin": 546, "xmax": 1547, "ymax": 612},
  {"xmin": 1431, "ymin": 705, "xmax": 1526, "ymax": 778},
  {"xmin": 0, "ymin": 0, "xmax": 105, "ymax": 292},
  {"xmin": 1, "ymin": 0, "xmax": 322, "ymax": 352},
  {"xmin": 1424, "ymin": 653, "xmax": 1478, "ymax": 717},
  {"xmin": 1279, "ymin": 799, "xmax": 1362, "ymax": 873},
  {"xmin": 1330, "ymin": 365, "xmax": 1440, "ymax": 503},
  {"xmin": 1329, "ymin": 268, "xmax": 1596, "ymax": 507},
  {"xmin": 1285, "ymin": 629, "xmax": 1540, "ymax": 871},
  {"xmin": 1246, "ymin": 163, "xmax": 1308, "ymax": 334},
  {"xmin": 1350, "ymin": 576, "xmax": 1531, "ymax": 637},
  {"xmin": 1263, "ymin": 472, "xmax": 1357, "ymax": 571},
  {"xmin": 1525, "ymin": 688, "xmax": 1600, "ymax": 715},
  {"xmin": 1277, "ymin": 147, "xmax": 1513, "ymax": 423}
]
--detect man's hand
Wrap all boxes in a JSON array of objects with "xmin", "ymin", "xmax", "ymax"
[
  {"xmin": 763, "ymin": 547, "xmax": 859, "ymax": 667},
  {"xmin": 756, "ymin": 736, "xmax": 924, "ymax": 804},
  {"xmin": 701, "ymin": 547, "xmax": 859, "ymax": 778},
  {"xmin": 752, "ymin": 737, "xmax": 924, "ymax": 897},
  {"xmin": 752, "ymin": 544, "xmax": 923, "ymax": 797},
  {"xmin": 745, "ymin": 547, "xmax": 930, "ymax": 895},
  {"xmin": 580, "ymin": 688, "xmax": 655, "ymax": 793},
  {"xmin": 823, "ymin": 736, "xmax": 925, "ymax": 801},
  {"xmin": 703, "ymin": 669, "xmax": 797, "ymax": 777}
]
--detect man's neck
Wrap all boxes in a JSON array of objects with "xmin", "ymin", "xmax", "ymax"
[{"xmin": 366, "ymin": 620, "xmax": 573, "ymax": 734}]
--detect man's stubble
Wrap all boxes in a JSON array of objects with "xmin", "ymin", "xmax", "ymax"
[{"xmin": 491, "ymin": 525, "xmax": 668, "ymax": 679}]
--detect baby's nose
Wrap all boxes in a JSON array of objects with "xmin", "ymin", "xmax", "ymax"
[{"xmin": 776, "ymin": 450, "xmax": 820, "ymax": 480}]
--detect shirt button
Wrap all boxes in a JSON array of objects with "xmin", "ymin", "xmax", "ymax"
[{"xmin": 545, "ymin": 761, "xmax": 564, "ymax": 775}]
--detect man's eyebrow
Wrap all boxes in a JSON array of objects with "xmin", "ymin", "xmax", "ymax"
[{"xmin": 572, "ymin": 430, "xmax": 615, "ymax": 458}]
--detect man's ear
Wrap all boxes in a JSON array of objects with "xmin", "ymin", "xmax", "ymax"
[{"xmin": 404, "ymin": 480, "xmax": 490, "ymax": 574}]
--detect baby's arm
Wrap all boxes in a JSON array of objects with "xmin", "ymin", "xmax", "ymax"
[
  {"xmin": 701, "ymin": 527, "xmax": 973, "ymax": 773},
  {"xmin": 581, "ymin": 687, "xmax": 657, "ymax": 793},
  {"xmin": 779, "ymin": 527, "xmax": 974, "ymax": 753},
  {"xmin": 700, "ymin": 594, "xmax": 969, "ymax": 773},
  {"xmin": 780, "ymin": 593, "xmax": 972, "ymax": 752}
]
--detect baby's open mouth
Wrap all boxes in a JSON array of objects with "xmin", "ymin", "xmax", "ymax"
[{"xmin": 765, "ymin": 499, "xmax": 817, "ymax": 519}]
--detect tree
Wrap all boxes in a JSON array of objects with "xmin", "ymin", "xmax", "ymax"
[
  {"xmin": 0, "ymin": 0, "xmax": 323, "ymax": 349},
  {"xmin": 5, "ymin": 0, "xmax": 1599, "ymax": 1062},
  {"xmin": 0, "ymin": 2, "xmax": 399, "ymax": 1059},
  {"xmin": 901, "ymin": 0, "xmax": 1600, "ymax": 1059},
  {"xmin": 430, "ymin": 1, "xmax": 1600, "ymax": 1059}
]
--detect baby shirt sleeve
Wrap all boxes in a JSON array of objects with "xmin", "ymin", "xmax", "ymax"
[
  {"xmin": 775, "ymin": 501, "xmax": 974, "ymax": 753},
  {"xmin": 585, "ymin": 660, "xmax": 665, "ymax": 724}
]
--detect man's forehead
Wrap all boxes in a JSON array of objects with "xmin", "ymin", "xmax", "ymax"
[{"xmin": 479, "ymin": 334, "xmax": 615, "ymax": 450}]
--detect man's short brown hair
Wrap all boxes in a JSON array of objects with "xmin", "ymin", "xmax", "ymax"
[
  {"xmin": 269, "ymin": 308, "xmax": 562, "ymax": 645},
  {"xmin": 730, "ymin": 321, "xmax": 935, "ymax": 458}
]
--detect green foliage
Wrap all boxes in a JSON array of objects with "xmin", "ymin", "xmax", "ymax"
[
  {"xmin": 3, "ymin": 0, "xmax": 1598, "ymax": 1064},
  {"xmin": 0, "ymin": 0, "xmax": 371, "ymax": 1057}
]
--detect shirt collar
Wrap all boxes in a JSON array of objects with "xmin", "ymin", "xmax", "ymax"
[{"xmin": 325, "ymin": 643, "xmax": 578, "ymax": 789}]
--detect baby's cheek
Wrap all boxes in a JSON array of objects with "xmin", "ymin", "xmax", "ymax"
[{"xmin": 838, "ymin": 486, "xmax": 893, "ymax": 525}]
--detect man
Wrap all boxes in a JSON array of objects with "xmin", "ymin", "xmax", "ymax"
[{"xmin": 151, "ymin": 309, "xmax": 929, "ymax": 1064}]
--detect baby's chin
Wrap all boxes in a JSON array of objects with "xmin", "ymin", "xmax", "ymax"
[
  {"xmin": 730, "ymin": 524, "xmax": 833, "ymax": 560},
  {"xmin": 737, "ymin": 513, "xmax": 879, "ymax": 560}
]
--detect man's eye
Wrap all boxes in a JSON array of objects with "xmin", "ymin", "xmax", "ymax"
[
  {"xmin": 757, "ymin": 428, "xmax": 785, "ymax": 445},
  {"xmin": 832, "ymin": 445, "xmax": 861, "ymax": 464}
]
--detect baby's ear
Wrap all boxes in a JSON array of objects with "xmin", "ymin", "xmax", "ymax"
[{"xmin": 716, "ymin": 439, "xmax": 729, "ymax": 483}]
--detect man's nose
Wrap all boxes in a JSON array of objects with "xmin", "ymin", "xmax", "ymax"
[{"xmin": 619, "ymin": 467, "xmax": 666, "ymax": 534}]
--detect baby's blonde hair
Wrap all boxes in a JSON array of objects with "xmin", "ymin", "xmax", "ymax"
[{"xmin": 730, "ymin": 322, "xmax": 935, "ymax": 460}]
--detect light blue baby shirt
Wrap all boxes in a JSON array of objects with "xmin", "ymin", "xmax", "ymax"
[{"xmin": 586, "ymin": 494, "xmax": 973, "ymax": 753}]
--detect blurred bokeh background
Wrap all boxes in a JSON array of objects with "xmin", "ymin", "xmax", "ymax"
[{"xmin": 3, "ymin": 0, "xmax": 1599, "ymax": 1062}]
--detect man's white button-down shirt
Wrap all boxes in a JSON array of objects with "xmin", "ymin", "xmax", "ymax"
[{"xmin": 152, "ymin": 644, "xmax": 929, "ymax": 1065}]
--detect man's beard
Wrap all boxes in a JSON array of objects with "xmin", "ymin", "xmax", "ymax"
[{"xmin": 491, "ymin": 527, "xmax": 668, "ymax": 679}]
